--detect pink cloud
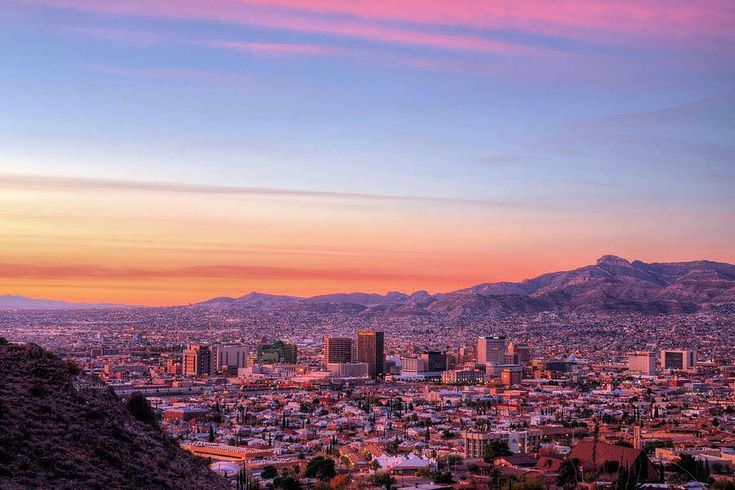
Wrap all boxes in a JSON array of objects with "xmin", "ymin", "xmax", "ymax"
[
  {"xmin": 241, "ymin": 0, "xmax": 735, "ymax": 47},
  {"xmin": 31, "ymin": 0, "xmax": 550, "ymax": 56},
  {"xmin": 28, "ymin": 0, "xmax": 735, "ymax": 53}
]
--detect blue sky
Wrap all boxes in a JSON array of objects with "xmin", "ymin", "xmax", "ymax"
[{"xmin": 0, "ymin": 0, "xmax": 733, "ymax": 303}]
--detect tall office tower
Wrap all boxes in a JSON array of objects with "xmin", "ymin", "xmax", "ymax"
[
  {"xmin": 282, "ymin": 343, "xmax": 298, "ymax": 364},
  {"xmin": 477, "ymin": 336, "xmax": 507, "ymax": 364},
  {"xmin": 508, "ymin": 342, "xmax": 532, "ymax": 364},
  {"xmin": 421, "ymin": 351, "xmax": 448, "ymax": 373},
  {"xmin": 357, "ymin": 331, "xmax": 385, "ymax": 378},
  {"xmin": 213, "ymin": 343, "xmax": 250, "ymax": 374},
  {"xmin": 325, "ymin": 337, "xmax": 353, "ymax": 364},
  {"xmin": 660, "ymin": 349, "xmax": 697, "ymax": 371},
  {"xmin": 627, "ymin": 351, "xmax": 657, "ymax": 376},
  {"xmin": 183, "ymin": 344, "xmax": 213, "ymax": 377}
]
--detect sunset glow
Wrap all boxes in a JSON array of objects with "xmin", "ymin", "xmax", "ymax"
[{"xmin": 1, "ymin": 1, "xmax": 733, "ymax": 305}]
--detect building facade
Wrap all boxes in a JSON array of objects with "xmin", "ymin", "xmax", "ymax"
[
  {"xmin": 660, "ymin": 349, "xmax": 697, "ymax": 371},
  {"xmin": 477, "ymin": 336, "xmax": 507, "ymax": 365},
  {"xmin": 464, "ymin": 429, "xmax": 531, "ymax": 458},
  {"xmin": 256, "ymin": 340, "xmax": 298, "ymax": 365},
  {"xmin": 183, "ymin": 344, "xmax": 213, "ymax": 377},
  {"xmin": 326, "ymin": 362, "xmax": 369, "ymax": 378},
  {"xmin": 325, "ymin": 337, "xmax": 353, "ymax": 364},
  {"xmin": 213, "ymin": 343, "xmax": 249, "ymax": 374},
  {"xmin": 357, "ymin": 331, "xmax": 385, "ymax": 378},
  {"xmin": 508, "ymin": 342, "xmax": 532, "ymax": 364},
  {"xmin": 421, "ymin": 351, "xmax": 448, "ymax": 373},
  {"xmin": 628, "ymin": 351, "xmax": 657, "ymax": 376}
]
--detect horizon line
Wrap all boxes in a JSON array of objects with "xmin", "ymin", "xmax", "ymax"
[{"xmin": 1, "ymin": 253, "xmax": 731, "ymax": 308}]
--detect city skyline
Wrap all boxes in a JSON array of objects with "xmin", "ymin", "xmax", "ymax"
[
  {"xmin": 2, "ymin": 3, "xmax": 735, "ymax": 489},
  {"xmin": 1, "ymin": 1, "xmax": 734, "ymax": 305}
]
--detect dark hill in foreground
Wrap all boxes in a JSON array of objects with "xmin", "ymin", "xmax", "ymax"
[{"xmin": 0, "ymin": 338, "xmax": 225, "ymax": 490}]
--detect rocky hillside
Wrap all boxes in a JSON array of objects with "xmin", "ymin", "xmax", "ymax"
[
  {"xmin": 0, "ymin": 338, "xmax": 226, "ymax": 490},
  {"xmin": 444, "ymin": 255, "xmax": 735, "ymax": 315}
]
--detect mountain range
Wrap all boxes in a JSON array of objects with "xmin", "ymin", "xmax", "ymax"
[
  {"xmin": 3, "ymin": 255, "xmax": 735, "ymax": 315},
  {"xmin": 0, "ymin": 295, "xmax": 129, "ymax": 310},
  {"xmin": 198, "ymin": 255, "xmax": 735, "ymax": 316}
]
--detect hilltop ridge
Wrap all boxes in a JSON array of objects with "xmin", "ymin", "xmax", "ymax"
[{"xmin": 0, "ymin": 338, "xmax": 226, "ymax": 490}]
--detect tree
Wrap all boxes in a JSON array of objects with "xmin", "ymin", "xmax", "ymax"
[
  {"xmin": 673, "ymin": 454, "xmax": 711, "ymax": 483},
  {"xmin": 432, "ymin": 471, "xmax": 453, "ymax": 484},
  {"xmin": 599, "ymin": 460, "xmax": 620, "ymax": 475},
  {"xmin": 371, "ymin": 472, "xmax": 396, "ymax": 490},
  {"xmin": 329, "ymin": 474, "xmax": 350, "ymax": 489},
  {"xmin": 273, "ymin": 476, "xmax": 301, "ymax": 490},
  {"xmin": 514, "ymin": 479, "xmax": 546, "ymax": 490},
  {"xmin": 261, "ymin": 466, "xmax": 278, "ymax": 479},
  {"xmin": 125, "ymin": 392, "xmax": 159, "ymax": 428},
  {"xmin": 557, "ymin": 459, "xmax": 580, "ymax": 490},
  {"xmin": 611, "ymin": 467, "xmax": 637, "ymax": 490},
  {"xmin": 483, "ymin": 440, "xmax": 513, "ymax": 463},
  {"xmin": 208, "ymin": 423, "xmax": 216, "ymax": 443},
  {"xmin": 237, "ymin": 468, "xmax": 261, "ymax": 490},
  {"xmin": 304, "ymin": 456, "xmax": 337, "ymax": 481}
]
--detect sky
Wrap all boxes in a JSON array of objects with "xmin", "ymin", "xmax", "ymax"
[{"xmin": 1, "ymin": 0, "xmax": 734, "ymax": 305}]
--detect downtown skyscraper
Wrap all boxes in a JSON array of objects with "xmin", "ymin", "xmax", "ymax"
[{"xmin": 357, "ymin": 331, "xmax": 384, "ymax": 378}]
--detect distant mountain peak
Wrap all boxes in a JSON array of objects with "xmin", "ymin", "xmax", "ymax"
[
  {"xmin": 0, "ymin": 295, "xmax": 129, "ymax": 310},
  {"xmin": 596, "ymin": 255, "xmax": 632, "ymax": 267}
]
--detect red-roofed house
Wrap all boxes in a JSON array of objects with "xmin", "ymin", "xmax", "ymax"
[{"xmin": 568, "ymin": 440, "xmax": 658, "ymax": 482}]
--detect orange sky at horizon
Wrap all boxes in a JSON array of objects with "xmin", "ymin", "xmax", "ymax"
[
  {"xmin": 2, "ymin": 0, "xmax": 734, "ymax": 306},
  {"xmin": 2, "ymin": 173, "xmax": 733, "ymax": 306}
]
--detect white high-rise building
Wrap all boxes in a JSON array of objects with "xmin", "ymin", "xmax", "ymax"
[
  {"xmin": 627, "ymin": 351, "xmax": 657, "ymax": 376},
  {"xmin": 213, "ymin": 343, "xmax": 249, "ymax": 373},
  {"xmin": 477, "ymin": 336, "xmax": 506, "ymax": 364}
]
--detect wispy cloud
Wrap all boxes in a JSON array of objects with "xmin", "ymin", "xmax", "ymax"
[
  {"xmin": 27, "ymin": 0, "xmax": 735, "ymax": 53},
  {"xmin": 240, "ymin": 0, "xmax": 735, "ymax": 49},
  {"xmin": 65, "ymin": 26, "xmax": 165, "ymax": 47},
  {"xmin": 0, "ymin": 173, "xmax": 540, "ymax": 209},
  {"xmin": 29, "ymin": 0, "xmax": 552, "ymax": 56},
  {"xmin": 81, "ymin": 63, "xmax": 251, "ymax": 82},
  {"xmin": 66, "ymin": 26, "xmax": 342, "ymax": 59},
  {"xmin": 64, "ymin": 25, "xmax": 512, "ymax": 77},
  {"xmin": 203, "ymin": 40, "xmax": 342, "ymax": 58},
  {"xmin": 0, "ymin": 262, "xmax": 479, "ymax": 284},
  {"xmin": 575, "ymin": 91, "xmax": 735, "ymax": 128}
]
